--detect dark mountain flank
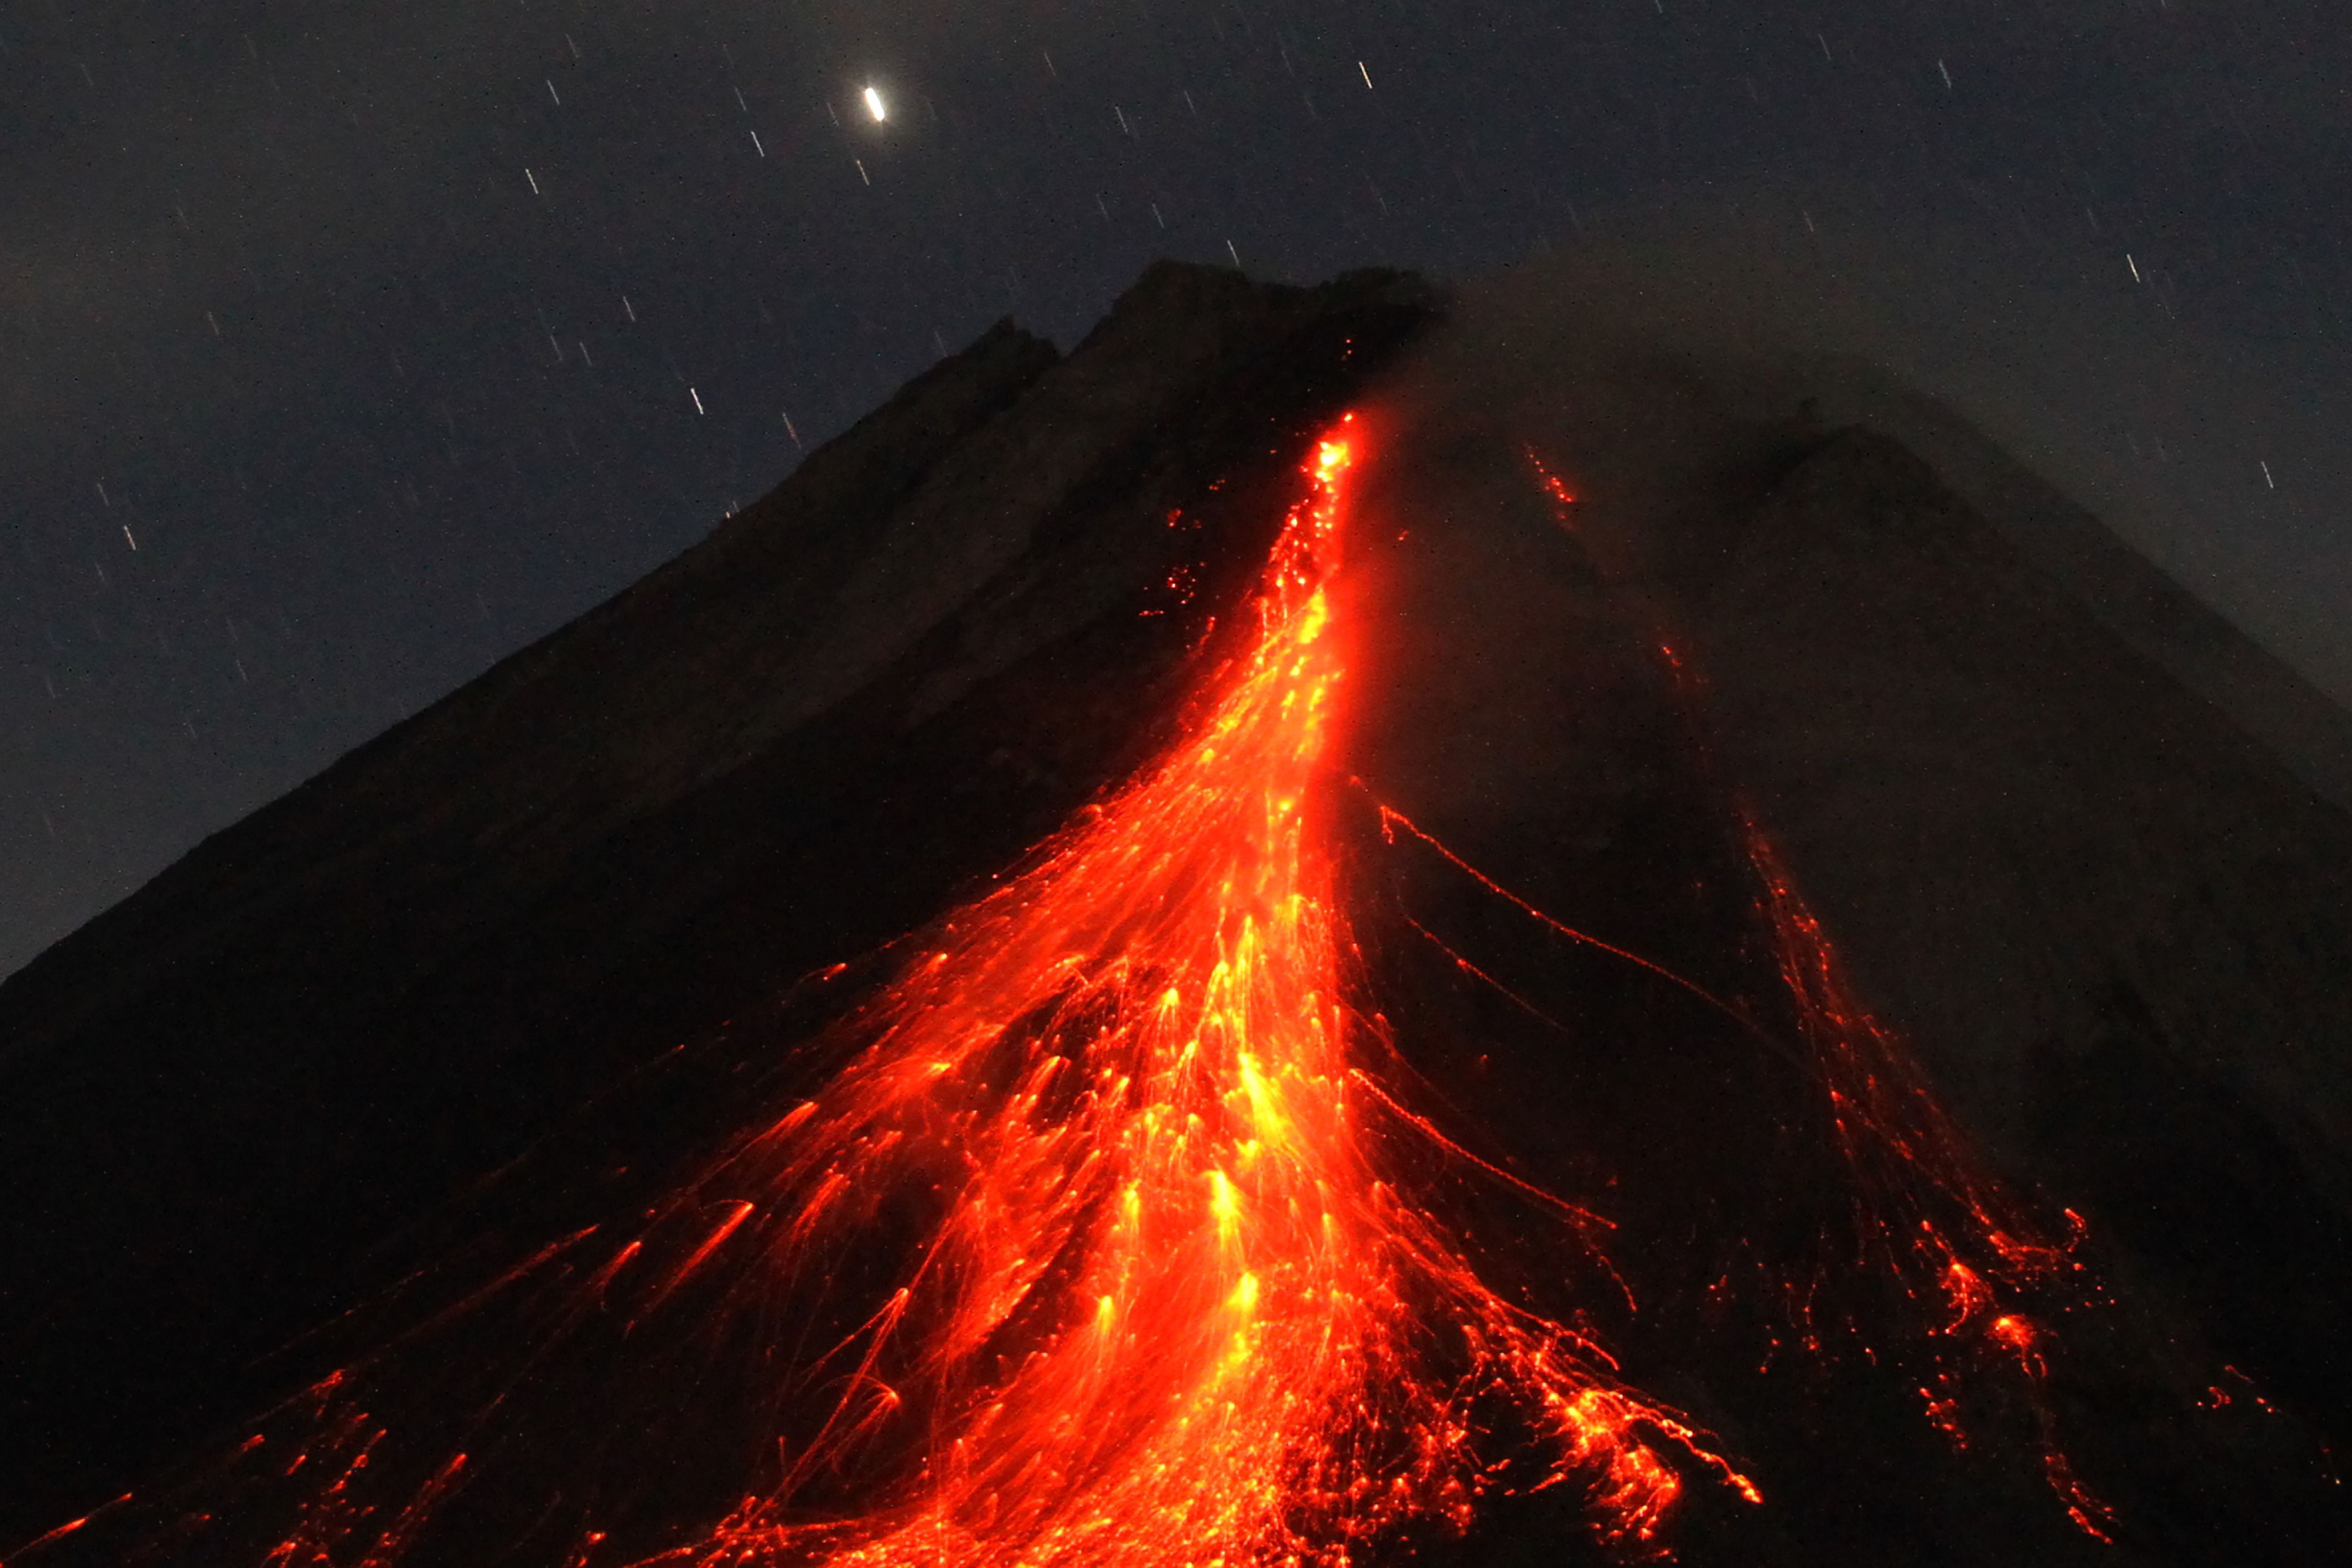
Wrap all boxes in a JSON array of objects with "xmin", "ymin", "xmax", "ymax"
[{"xmin": 3, "ymin": 262, "xmax": 2346, "ymax": 1567}]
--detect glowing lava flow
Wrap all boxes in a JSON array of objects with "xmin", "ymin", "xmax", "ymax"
[
  {"xmin": 16, "ymin": 422, "xmax": 1753, "ymax": 1568},
  {"xmin": 631, "ymin": 420, "xmax": 1749, "ymax": 1566}
]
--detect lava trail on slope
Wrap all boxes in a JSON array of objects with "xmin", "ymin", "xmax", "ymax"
[{"xmin": 33, "ymin": 422, "xmax": 1752, "ymax": 1568}]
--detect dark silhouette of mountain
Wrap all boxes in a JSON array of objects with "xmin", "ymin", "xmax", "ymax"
[{"xmin": 2, "ymin": 260, "xmax": 2345, "ymax": 1566}]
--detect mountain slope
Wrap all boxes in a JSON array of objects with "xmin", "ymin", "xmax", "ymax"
[{"xmin": 4, "ymin": 258, "xmax": 2346, "ymax": 1565}]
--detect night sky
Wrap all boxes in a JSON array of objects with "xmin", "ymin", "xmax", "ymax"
[{"xmin": 4, "ymin": 0, "xmax": 2347, "ymax": 978}]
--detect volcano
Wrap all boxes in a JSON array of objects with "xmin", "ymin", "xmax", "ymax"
[{"xmin": 2, "ymin": 261, "xmax": 2347, "ymax": 1567}]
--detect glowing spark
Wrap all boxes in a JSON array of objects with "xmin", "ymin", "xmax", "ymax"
[
  {"xmin": 863, "ymin": 86, "xmax": 887, "ymax": 121},
  {"xmin": 3, "ymin": 1495, "xmax": 133, "ymax": 1557}
]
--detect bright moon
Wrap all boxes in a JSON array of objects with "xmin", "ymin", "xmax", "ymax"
[{"xmin": 863, "ymin": 86, "xmax": 887, "ymax": 122}]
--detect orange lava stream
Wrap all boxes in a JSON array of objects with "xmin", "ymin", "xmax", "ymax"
[{"xmin": 643, "ymin": 422, "xmax": 1749, "ymax": 1567}]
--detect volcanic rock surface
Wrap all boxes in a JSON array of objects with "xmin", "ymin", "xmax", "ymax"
[{"xmin": 2, "ymin": 259, "xmax": 2347, "ymax": 1566}]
